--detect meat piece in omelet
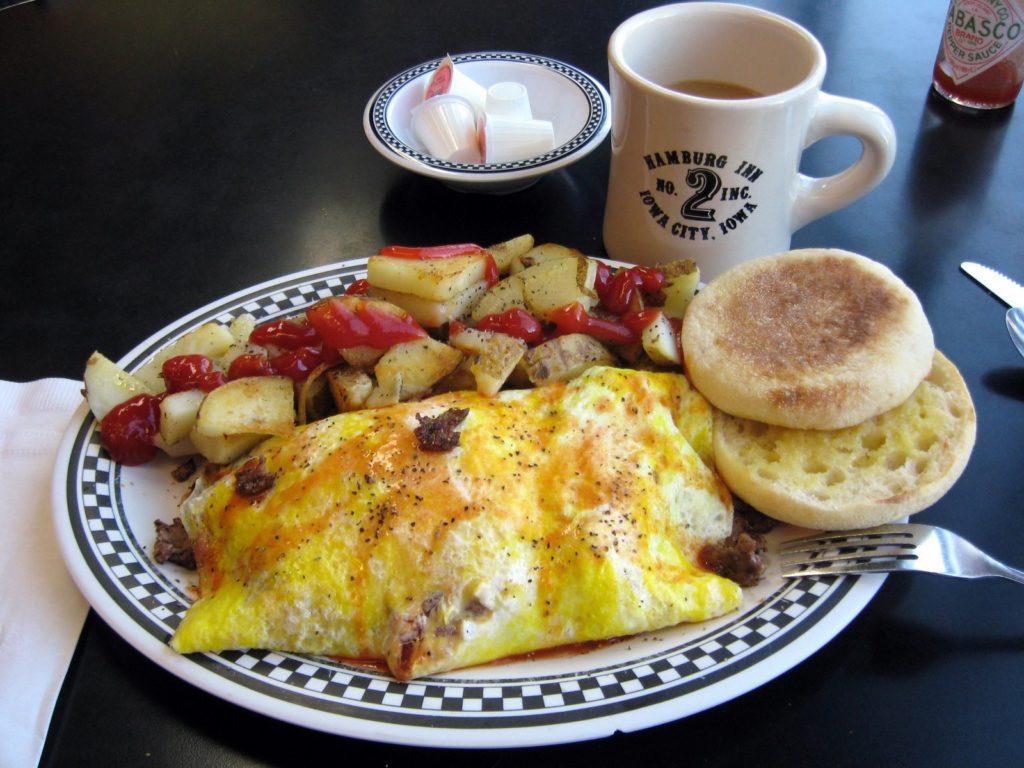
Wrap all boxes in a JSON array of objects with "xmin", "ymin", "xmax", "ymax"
[{"xmin": 170, "ymin": 366, "xmax": 741, "ymax": 680}]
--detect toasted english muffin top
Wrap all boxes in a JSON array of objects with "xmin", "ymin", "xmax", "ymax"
[{"xmin": 683, "ymin": 249, "xmax": 935, "ymax": 430}]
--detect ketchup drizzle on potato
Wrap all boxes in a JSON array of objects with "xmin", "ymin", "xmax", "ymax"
[{"xmin": 379, "ymin": 243, "xmax": 500, "ymax": 287}]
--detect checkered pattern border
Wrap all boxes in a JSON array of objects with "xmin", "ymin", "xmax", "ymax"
[
  {"xmin": 216, "ymin": 275, "xmax": 348, "ymax": 326},
  {"xmin": 213, "ymin": 575, "xmax": 835, "ymax": 716},
  {"xmin": 65, "ymin": 260, "xmax": 849, "ymax": 727},
  {"xmin": 369, "ymin": 52, "xmax": 608, "ymax": 173},
  {"xmin": 76, "ymin": 443, "xmax": 192, "ymax": 623}
]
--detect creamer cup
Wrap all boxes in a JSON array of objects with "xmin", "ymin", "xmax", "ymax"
[
  {"xmin": 423, "ymin": 56, "xmax": 488, "ymax": 117},
  {"xmin": 411, "ymin": 94, "xmax": 482, "ymax": 163},
  {"xmin": 481, "ymin": 114, "xmax": 555, "ymax": 164},
  {"xmin": 485, "ymin": 81, "xmax": 533, "ymax": 121}
]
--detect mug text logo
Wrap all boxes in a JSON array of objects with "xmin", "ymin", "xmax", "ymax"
[{"xmin": 638, "ymin": 151, "xmax": 763, "ymax": 241}]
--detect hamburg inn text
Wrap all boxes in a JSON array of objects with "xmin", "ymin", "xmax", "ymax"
[{"xmin": 638, "ymin": 150, "xmax": 763, "ymax": 241}]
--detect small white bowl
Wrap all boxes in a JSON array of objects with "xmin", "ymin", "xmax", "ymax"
[{"xmin": 363, "ymin": 51, "xmax": 611, "ymax": 194}]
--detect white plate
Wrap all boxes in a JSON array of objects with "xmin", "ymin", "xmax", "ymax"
[
  {"xmin": 53, "ymin": 258, "xmax": 886, "ymax": 748},
  {"xmin": 363, "ymin": 52, "xmax": 611, "ymax": 194}
]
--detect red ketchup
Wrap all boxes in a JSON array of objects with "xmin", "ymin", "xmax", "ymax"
[
  {"xmin": 250, "ymin": 317, "xmax": 320, "ymax": 349},
  {"xmin": 227, "ymin": 353, "xmax": 275, "ymax": 380},
  {"xmin": 99, "ymin": 394, "xmax": 162, "ymax": 465},
  {"xmin": 548, "ymin": 303, "xmax": 638, "ymax": 344},
  {"xmin": 268, "ymin": 346, "xmax": 326, "ymax": 382},
  {"xmin": 248, "ymin": 316, "xmax": 343, "ymax": 382},
  {"xmin": 161, "ymin": 355, "xmax": 226, "ymax": 393},
  {"xmin": 345, "ymin": 278, "xmax": 371, "ymax": 295},
  {"xmin": 306, "ymin": 297, "xmax": 427, "ymax": 350},
  {"xmin": 599, "ymin": 266, "xmax": 666, "ymax": 315},
  {"xmin": 474, "ymin": 308, "xmax": 544, "ymax": 343},
  {"xmin": 621, "ymin": 308, "xmax": 663, "ymax": 335},
  {"xmin": 547, "ymin": 303, "xmax": 669, "ymax": 347},
  {"xmin": 593, "ymin": 260, "xmax": 613, "ymax": 298}
]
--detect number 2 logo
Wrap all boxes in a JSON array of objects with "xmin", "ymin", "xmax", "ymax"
[{"xmin": 681, "ymin": 168, "xmax": 721, "ymax": 222}]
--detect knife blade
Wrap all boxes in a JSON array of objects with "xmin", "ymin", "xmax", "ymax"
[{"xmin": 961, "ymin": 262, "xmax": 1024, "ymax": 307}]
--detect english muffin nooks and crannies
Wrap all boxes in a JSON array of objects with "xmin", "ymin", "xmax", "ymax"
[
  {"xmin": 682, "ymin": 249, "xmax": 935, "ymax": 430},
  {"xmin": 712, "ymin": 350, "xmax": 976, "ymax": 530}
]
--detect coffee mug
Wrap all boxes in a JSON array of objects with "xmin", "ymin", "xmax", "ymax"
[{"xmin": 602, "ymin": 2, "xmax": 896, "ymax": 280}]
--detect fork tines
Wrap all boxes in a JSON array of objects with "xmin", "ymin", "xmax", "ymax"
[
  {"xmin": 780, "ymin": 524, "xmax": 919, "ymax": 571},
  {"xmin": 780, "ymin": 524, "xmax": 915, "ymax": 554}
]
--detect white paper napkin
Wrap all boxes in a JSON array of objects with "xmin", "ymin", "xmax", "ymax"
[{"xmin": 0, "ymin": 378, "xmax": 89, "ymax": 768}]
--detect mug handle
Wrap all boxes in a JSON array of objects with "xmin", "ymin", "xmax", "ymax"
[{"xmin": 790, "ymin": 93, "xmax": 897, "ymax": 231}]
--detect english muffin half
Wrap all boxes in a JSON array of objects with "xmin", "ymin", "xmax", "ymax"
[
  {"xmin": 683, "ymin": 249, "xmax": 935, "ymax": 430},
  {"xmin": 712, "ymin": 350, "xmax": 976, "ymax": 530}
]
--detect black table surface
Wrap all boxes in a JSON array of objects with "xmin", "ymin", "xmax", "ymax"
[{"xmin": 4, "ymin": 0, "xmax": 1023, "ymax": 765}]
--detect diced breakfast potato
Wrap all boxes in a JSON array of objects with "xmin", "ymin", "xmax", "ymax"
[
  {"xmin": 447, "ymin": 326, "xmax": 496, "ymax": 355},
  {"xmin": 217, "ymin": 340, "xmax": 263, "ymax": 371},
  {"xmin": 189, "ymin": 430, "xmax": 265, "ymax": 465},
  {"xmin": 329, "ymin": 294, "xmax": 414, "ymax": 323},
  {"xmin": 374, "ymin": 337, "xmax": 464, "ymax": 400},
  {"xmin": 152, "ymin": 433, "xmax": 198, "ymax": 458},
  {"xmin": 659, "ymin": 259, "xmax": 700, "ymax": 320},
  {"xmin": 364, "ymin": 375, "xmax": 402, "ymax": 408},
  {"xmin": 194, "ymin": 376, "xmax": 296, "ymax": 438},
  {"xmin": 368, "ymin": 280, "xmax": 488, "ymax": 328},
  {"xmin": 522, "ymin": 333, "xmax": 615, "ymax": 386},
  {"xmin": 159, "ymin": 389, "xmax": 206, "ymax": 445},
  {"xmin": 449, "ymin": 327, "xmax": 528, "ymax": 396},
  {"xmin": 487, "ymin": 234, "xmax": 534, "ymax": 273},
  {"xmin": 134, "ymin": 323, "xmax": 236, "ymax": 392},
  {"xmin": 506, "ymin": 358, "xmax": 533, "ymax": 389},
  {"xmin": 469, "ymin": 275, "xmax": 527, "ymax": 323},
  {"xmin": 367, "ymin": 253, "xmax": 489, "ymax": 302},
  {"xmin": 299, "ymin": 372, "xmax": 335, "ymax": 424},
  {"xmin": 509, "ymin": 243, "xmax": 583, "ymax": 274},
  {"xmin": 228, "ymin": 313, "xmax": 257, "ymax": 344},
  {"xmin": 641, "ymin": 311, "xmax": 682, "ymax": 366},
  {"xmin": 340, "ymin": 345, "xmax": 387, "ymax": 369},
  {"xmin": 432, "ymin": 357, "xmax": 478, "ymax": 393},
  {"xmin": 86, "ymin": 237, "xmax": 694, "ymax": 469},
  {"xmin": 83, "ymin": 352, "xmax": 155, "ymax": 421},
  {"xmin": 614, "ymin": 340, "xmax": 645, "ymax": 367},
  {"xmin": 327, "ymin": 368, "xmax": 374, "ymax": 412},
  {"xmin": 519, "ymin": 257, "xmax": 598, "ymax": 319},
  {"xmin": 218, "ymin": 313, "xmax": 261, "ymax": 370}
]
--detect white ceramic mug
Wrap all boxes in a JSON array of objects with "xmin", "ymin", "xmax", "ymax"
[{"xmin": 602, "ymin": 2, "xmax": 896, "ymax": 280}]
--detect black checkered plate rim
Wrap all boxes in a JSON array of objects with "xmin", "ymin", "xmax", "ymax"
[
  {"xmin": 366, "ymin": 52, "xmax": 610, "ymax": 175},
  {"xmin": 53, "ymin": 258, "xmax": 887, "ymax": 747}
]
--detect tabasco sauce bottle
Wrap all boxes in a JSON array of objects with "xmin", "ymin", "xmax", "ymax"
[{"xmin": 932, "ymin": 0, "xmax": 1024, "ymax": 109}]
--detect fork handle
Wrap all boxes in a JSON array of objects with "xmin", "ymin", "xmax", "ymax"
[{"xmin": 989, "ymin": 560, "xmax": 1024, "ymax": 585}]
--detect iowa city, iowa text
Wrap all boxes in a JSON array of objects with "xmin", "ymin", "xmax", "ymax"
[{"xmin": 639, "ymin": 151, "xmax": 763, "ymax": 240}]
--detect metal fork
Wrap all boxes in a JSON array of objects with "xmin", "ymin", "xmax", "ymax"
[{"xmin": 780, "ymin": 523, "xmax": 1024, "ymax": 584}]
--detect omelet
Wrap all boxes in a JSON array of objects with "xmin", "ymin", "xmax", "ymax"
[{"xmin": 171, "ymin": 366, "xmax": 741, "ymax": 680}]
